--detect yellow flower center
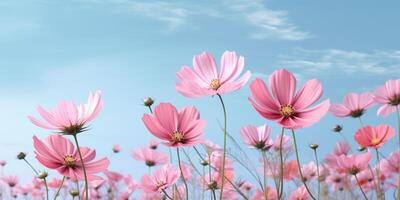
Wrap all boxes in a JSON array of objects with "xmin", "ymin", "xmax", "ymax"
[
  {"xmin": 171, "ymin": 131, "xmax": 184, "ymax": 143},
  {"xmin": 63, "ymin": 155, "xmax": 76, "ymax": 167},
  {"xmin": 210, "ymin": 79, "xmax": 221, "ymax": 90},
  {"xmin": 371, "ymin": 138, "xmax": 380, "ymax": 146},
  {"xmin": 280, "ymin": 105, "xmax": 295, "ymax": 117}
]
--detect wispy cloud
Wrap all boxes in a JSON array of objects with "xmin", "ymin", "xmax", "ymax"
[
  {"xmin": 83, "ymin": 0, "xmax": 309, "ymax": 40},
  {"xmin": 223, "ymin": 0, "xmax": 310, "ymax": 40},
  {"xmin": 279, "ymin": 48, "xmax": 400, "ymax": 75}
]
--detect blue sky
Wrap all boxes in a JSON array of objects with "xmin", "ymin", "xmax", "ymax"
[{"xmin": 0, "ymin": 0, "xmax": 399, "ymax": 190}]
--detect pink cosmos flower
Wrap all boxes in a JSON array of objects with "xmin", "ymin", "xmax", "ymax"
[
  {"xmin": 353, "ymin": 169, "xmax": 375, "ymax": 192},
  {"xmin": 148, "ymin": 139, "xmax": 160, "ymax": 150},
  {"xmin": 334, "ymin": 152, "xmax": 372, "ymax": 175},
  {"xmin": 112, "ymin": 144, "xmax": 122, "ymax": 153},
  {"xmin": 33, "ymin": 134, "xmax": 109, "ymax": 180},
  {"xmin": 329, "ymin": 92, "xmax": 375, "ymax": 118},
  {"xmin": 299, "ymin": 162, "xmax": 317, "ymax": 182},
  {"xmin": 240, "ymin": 124, "xmax": 273, "ymax": 150},
  {"xmin": 249, "ymin": 69, "xmax": 330, "ymax": 129},
  {"xmin": 325, "ymin": 173, "xmax": 351, "ymax": 191},
  {"xmin": 251, "ymin": 186, "xmax": 278, "ymax": 200},
  {"xmin": 267, "ymin": 160, "xmax": 299, "ymax": 180},
  {"xmin": 132, "ymin": 147, "xmax": 168, "ymax": 167},
  {"xmin": 288, "ymin": 186, "xmax": 309, "ymax": 200},
  {"xmin": 139, "ymin": 164, "xmax": 180, "ymax": 193},
  {"xmin": 47, "ymin": 178, "xmax": 68, "ymax": 189},
  {"xmin": 0, "ymin": 160, "xmax": 6, "ymax": 167},
  {"xmin": 272, "ymin": 134, "xmax": 292, "ymax": 153},
  {"xmin": 373, "ymin": 79, "xmax": 400, "ymax": 116},
  {"xmin": 142, "ymin": 103, "xmax": 206, "ymax": 147},
  {"xmin": 104, "ymin": 170, "xmax": 124, "ymax": 183},
  {"xmin": 355, "ymin": 125, "xmax": 395, "ymax": 148},
  {"xmin": 2, "ymin": 175, "xmax": 19, "ymax": 187},
  {"xmin": 28, "ymin": 90, "xmax": 103, "ymax": 135},
  {"xmin": 380, "ymin": 151, "xmax": 400, "ymax": 174},
  {"xmin": 333, "ymin": 141, "xmax": 350, "ymax": 156},
  {"xmin": 176, "ymin": 51, "xmax": 251, "ymax": 98},
  {"xmin": 238, "ymin": 181, "xmax": 253, "ymax": 192}
]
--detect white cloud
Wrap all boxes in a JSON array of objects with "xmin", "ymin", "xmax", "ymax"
[
  {"xmin": 82, "ymin": 0, "xmax": 309, "ymax": 40},
  {"xmin": 279, "ymin": 48, "xmax": 400, "ymax": 75}
]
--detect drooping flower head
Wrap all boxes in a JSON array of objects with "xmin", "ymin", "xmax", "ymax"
[
  {"xmin": 132, "ymin": 147, "xmax": 168, "ymax": 167},
  {"xmin": 28, "ymin": 90, "xmax": 103, "ymax": 135},
  {"xmin": 249, "ymin": 69, "xmax": 330, "ymax": 129},
  {"xmin": 373, "ymin": 79, "xmax": 400, "ymax": 116},
  {"xmin": 33, "ymin": 134, "xmax": 109, "ymax": 180},
  {"xmin": 329, "ymin": 92, "xmax": 375, "ymax": 118},
  {"xmin": 139, "ymin": 164, "xmax": 180, "ymax": 193},
  {"xmin": 176, "ymin": 51, "xmax": 251, "ymax": 98},
  {"xmin": 354, "ymin": 125, "xmax": 394, "ymax": 149},
  {"xmin": 142, "ymin": 103, "xmax": 206, "ymax": 147},
  {"xmin": 240, "ymin": 124, "xmax": 273, "ymax": 150}
]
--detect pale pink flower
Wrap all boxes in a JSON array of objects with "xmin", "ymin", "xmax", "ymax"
[
  {"xmin": 112, "ymin": 144, "xmax": 122, "ymax": 153},
  {"xmin": 329, "ymin": 92, "xmax": 375, "ymax": 118},
  {"xmin": 202, "ymin": 140, "xmax": 221, "ymax": 155},
  {"xmin": 176, "ymin": 51, "xmax": 251, "ymax": 98},
  {"xmin": 240, "ymin": 124, "xmax": 273, "ymax": 150},
  {"xmin": 272, "ymin": 134, "xmax": 292, "ymax": 153},
  {"xmin": 267, "ymin": 160, "xmax": 298, "ymax": 180},
  {"xmin": 333, "ymin": 141, "xmax": 350, "ymax": 156},
  {"xmin": 354, "ymin": 125, "xmax": 395, "ymax": 148},
  {"xmin": 334, "ymin": 152, "xmax": 372, "ymax": 175},
  {"xmin": 104, "ymin": 170, "xmax": 124, "ymax": 183},
  {"xmin": 289, "ymin": 186, "xmax": 309, "ymax": 200},
  {"xmin": 251, "ymin": 186, "xmax": 278, "ymax": 200},
  {"xmin": 373, "ymin": 79, "xmax": 400, "ymax": 116},
  {"xmin": 139, "ymin": 164, "xmax": 180, "ymax": 193},
  {"xmin": 299, "ymin": 162, "xmax": 317, "ymax": 182},
  {"xmin": 180, "ymin": 163, "xmax": 192, "ymax": 181},
  {"xmin": 47, "ymin": 178, "xmax": 68, "ymax": 189},
  {"xmin": 325, "ymin": 173, "xmax": 351, "ymax": 191},
  {"xmin": 380, "ymin": 151, "xmax": 400, "ymax": 174},
  {"xmin": 353, "ymin": 169, "xmax": 375, "ymax": 192},
  {"xmin": 142, "ymin": 103, "xmax": 206, "ymax": 147},
  {"xmin": 238, "ymin": 181, "xmax": 253, "ymax": 192},
  {"xmin": 2, "ymin": 175, "xmax": 18, "ymax": 187},
  {"xmin": 148, "ymin": 139, "xmax": 160, "ymax": 150},
  {"xmin": 138, "ymin": 191, "xmax": 163, "ymax": 200},
  {"xmin": 132, "ymin": 147, "xmax": 168, "ymax": 167},
  {"xmin": 33, "ymin": 134, "xmax": 109, "ymax": 180},
  {"xmin": 28, "ymin": 90, "xmax": 103, "ymax": 135},
  {"xmin": 0, "ymin": 160, "xmax": 6, "ymax": 167},
  {"xmin": 249, "ymin": 69, "xmax": 330, "ymax": 129}
]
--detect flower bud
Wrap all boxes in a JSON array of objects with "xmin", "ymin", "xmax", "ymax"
[
  {"xmin": 309, "ymin": 144, "xmax": 319, "ymax": 150},
  {"xmin": 143, "ymin": 97, "xmax": 154, "ymax": 107},
  {"xmin": 200, "ymin": 160, "xmax": 209, "ymax": 166},
  {"xmin": 69, "ymin": 189, "xmax": 79, "ymax": 197},
  {"xmin": 37, "ymin": 171, "xmax": 48, "ymax": 179},
  {"xmin": 17, "ymin": 152, "xmax": 26, "ymax": 160},
  {"xmin": 332, "ymin": 125, "xmax": 343, "ymax": 133},
  {"xmin": 358, "ymin": 146, "xmax": 366, "ymax": 152}
]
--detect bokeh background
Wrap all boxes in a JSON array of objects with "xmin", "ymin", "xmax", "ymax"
[{"xmin": 0, "ymin": 0, "xmax": 399, "ymax": 187}]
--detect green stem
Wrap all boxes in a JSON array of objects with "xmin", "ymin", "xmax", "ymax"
[
  {"xmin": 202, "ymin": 166, "xmax": 205, "ymax": 200},
  {"xmin": 216, "ymin": 94, "xmax": 227, "ymax": 200},
  {"xmin": 261, "ymin": 151, "xmax": 268, "ymax": 200},
  {"xmin": 396, "ymin": 107, "xmax": 400, "ymax": 199},
  {"xmin": 176, "ymin": 148, "xmax": 189, "ymax": 200},
  {"xmin": 291, "ymin": 129, "xmax": 316, "ymax": 200},
  {"xmin": 162, "ymin": 189, "xmax": 173, "ymax": 200},
  {"xmin": 358, "ymin": 117, "xmax": 364, "ymax": 127},
  {"xmin": 72, "ymin": 135, "xmax": 89, "ymax": 200},
  {"xmin": 278, "ymin": 127, "xmax": 284, "ymax": 200},
  {"xmin": 375, "ymin": 149, "xmax": 383, "ymax": 200},
  {"xmin": 147, "ymin": 105, "xmax": 153, "ymax": 114},
  {"xmin": 23, "ymin": 159, "xmax": 49, "ymax": 200},
  {"xmin": 313, "ymin": 149, "xmax": 320, "ymax": 200},
  {"xmin": 53, "ymin": 176, "xmax": 65, "ymax": 200},
  {"xmin": 354, "ymin": 174, "xmax": 369, "ymax": 200}
]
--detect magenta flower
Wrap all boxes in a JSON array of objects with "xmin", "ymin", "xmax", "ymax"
[
  {"xmin": 334, "ymin": 152, "xmax": 372, "ymax": 175},
  {"xmin": 329, "ymin": 92, "xmax": 375, "ymax": 118},
  {"xmin": 132, "ymin": 147, "xmax": 168, "ymax": 167},
  {"xmin": 354, "ymin": 125, "xmax": 395, "ymax": 148},
  {"xmin": 176, "ymin": 51, "xmax": 251, "ymax": 98},
  {"xmin": 139, "ymin": 164, "xmax": 180, "ymax": 193},
  {"xmin": 249, "ymin": 69, "xmax": 330, "ymax": 129},
  {"xmin": 240, "ymin": 124, "xmax": 273, "ymax": 150},
  {"xmin": 142, "ymin": 103, "xmax": 206, "ymax": 147},
  {"xmin": 33, "ymin": 134, "xmax": 109, "ymax": 180},
  {"xmin": 28, "ymin": 90, "xmax": 103, "ymax": 135},
  {"xmin": 374, "ymin": 79, "xmax": 400, "ymax": 116}
]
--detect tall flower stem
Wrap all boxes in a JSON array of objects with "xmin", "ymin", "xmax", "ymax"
[
  {"xmin": 23, "ymin": 158, "xmax": 49, "ymax": 200},
  {"xmin": 216, "ymin": 94, "xmax": 227, "ymax": 200},
  {"xmin": 176, "ymin": 148, "xmax": 189, "ymax": 200},
  {"xmin": 312, "ymin": 148, "xmax": 320, "ymax": 200},
  {"xmin": 53, "ymin": 176, "xmax": 66, "ymax": 200},
  {"xmin": 291, "ymin": 129, "xmax": 316, "ymax": 200},
  {"xmin": 374, "ymin": 149, "xmax": 383, "ymax": 200},
  {"xmin": 278, "ymin": 127, "xmax": 284, "ymax": 200},
  {"xmin": 396, "ymin": 107, "xmax": 400, "ymax": 147},
  {"xmin": 261, "ymin": 151, "xmax": 268, "ymax": 200},
  {"xmin": 354, "ymin": 174, "xmax": 369, "ymax": 200},
  {"xmin": 162, "ymin": 189, "xmax": 173, "ymax": 200},
  {"xmin": 72, "ymin": 135, "xmax": 89, "ymax": 200}
]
